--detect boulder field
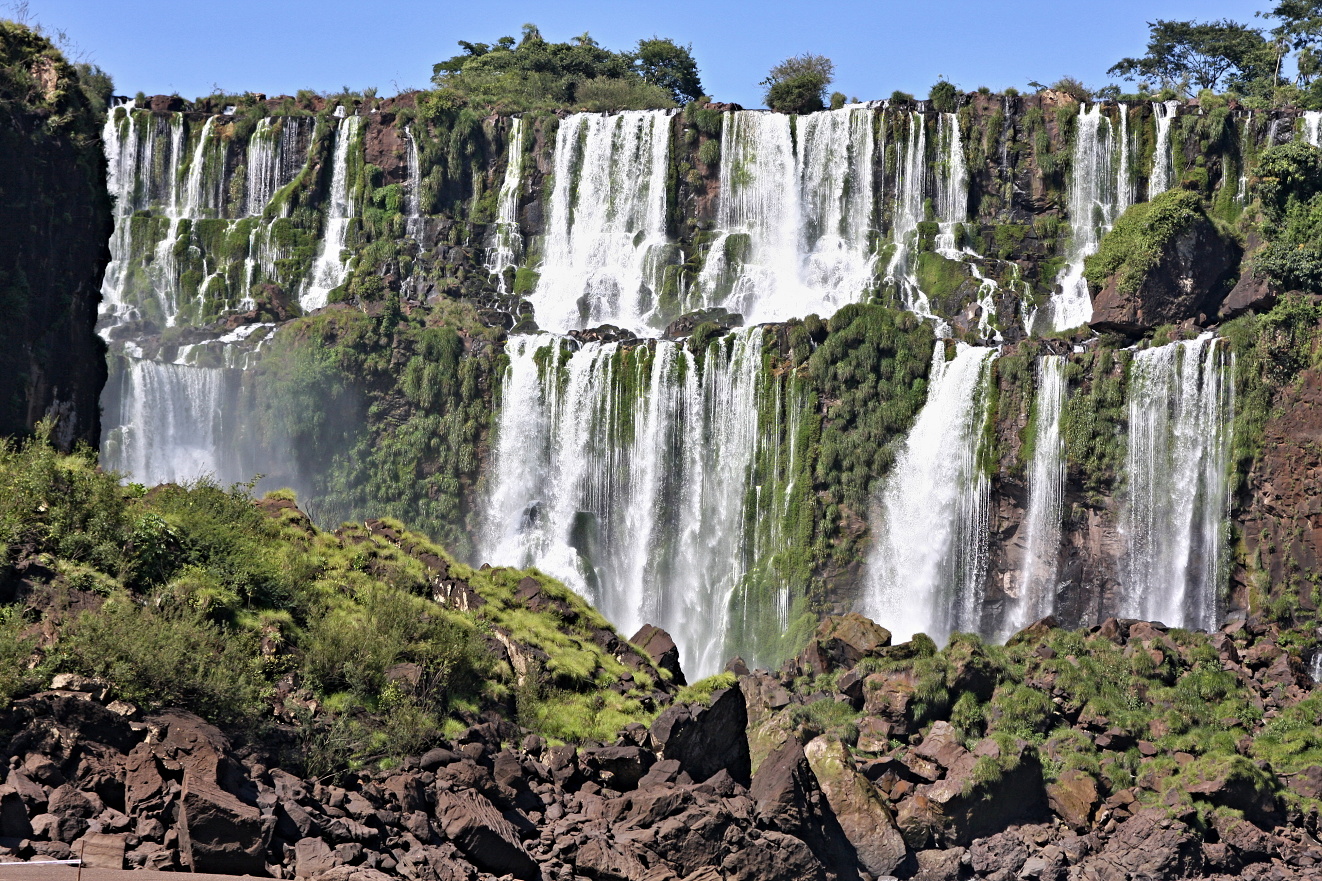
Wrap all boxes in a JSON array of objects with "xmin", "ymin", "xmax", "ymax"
[{"xmin": 2, "ymin": 611, "xmax": 1322, "ymax": 881}]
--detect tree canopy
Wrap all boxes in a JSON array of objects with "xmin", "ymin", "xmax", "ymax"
[
  {"xmin": 761, "ymin": 53, "xmax": 835, "ymax": 114},
  {"xmin": 430, "ymin": 25, "xmax": 701, "ymax": 113},
  {"xmin": 1108, "ymin": 19, "xmax": 1275, "ymax": 95}
]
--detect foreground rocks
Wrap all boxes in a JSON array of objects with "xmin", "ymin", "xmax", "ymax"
[{"xmin": 3, "ymin": 614, "xmax": 1322, "ymax": 881}]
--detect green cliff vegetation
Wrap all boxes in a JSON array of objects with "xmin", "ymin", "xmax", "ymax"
[
  {"xmin": 1083, "ymin": 189, "xmax": 1212, "ymax": 295},
  {"xmin": 0, "ymin": 429, "xmax": 673, "ymax": 773},
  {"xmin": 428, "ymin": 24, "xmax": 700, "ymax": 113}
]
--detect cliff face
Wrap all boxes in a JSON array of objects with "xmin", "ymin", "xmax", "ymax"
[
  {"xmin": 87, "ymin": 88, "xmax": 1322, "ymax": 671},
  {"xmin": 0, "ymin": 23, "xmax": 111, "ymax": 448}
]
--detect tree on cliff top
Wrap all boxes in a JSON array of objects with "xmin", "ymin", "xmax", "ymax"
[
  {"xmin": 634, "ymin": 38, "xmax": 704, "ymax": 104},
  {"xmin": 761, "ymin": 53, "xmax": 834, "ymax": 114},
  {"xmin": 430, "ymin": 25, "xmax": 695, "ymax": 112},
  {"xmin": 1108, "ymin": 19, "xmax": 1275, "ymax": 95}
]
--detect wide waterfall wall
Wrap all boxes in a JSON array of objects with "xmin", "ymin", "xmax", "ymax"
[
  {"xmin": 480, "ymin": 328, "xmax": 794, "ymax": 677},
  {"xmin": 1008, "ymin": 355, "xmax": 1066, "ymax": 633},
  {"xmin": 1123, "ymin": 335, "xmax": 1234, "ymax": 630},
  {"xmin": 98, "ymin": 103, "xmax": 339, "ymax": 488},
  {"xmin": 528, "ymin": 111, "xmax": 675, "ymax": 334},
  {"xmin": 864, "ymin": 344, "xmax": 997, "ymax": 644}
]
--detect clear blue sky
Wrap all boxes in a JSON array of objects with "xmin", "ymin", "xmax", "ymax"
[{"xmin": 24, "ymin": 0, "xmax": 1275, "ymax": 107}]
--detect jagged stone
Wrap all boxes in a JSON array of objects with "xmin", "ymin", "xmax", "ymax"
[
  {"xmin": 631, "ymin": 624, "xmax": 686, "ymax": 686},
  {"xmin": 748, "ymin": 740, "xmax": 857, "ymax": 879},
  {"xmin": 433, "ymin": 788, "xmax": 537, "ymax": 880},
  {"xmin": 803, "ymin": 736, "xmax": 907, "ymax": 877},
  {"xmin": 1046, "ymin": 769, "xmax": 1098, "ymax": 831},
  {"xmin": 650, "ymin": 685, "xmax": 750, "ymax": 785}
]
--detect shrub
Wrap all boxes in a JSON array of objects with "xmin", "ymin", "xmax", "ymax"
[
  {"xmin": 929, "ymin": 79, "xmax": 959, "ymax": 113},
  {"xmin": 697, "ymin": 137, "xmax": 720, "ymax": 167},
  {"xmin": 761, "ymin": 54, "xmax": 834, "ymax": 114},
  {"xmin": 1083, "ymin": 189, "xmax": 1207, "ymax": 295},
  {"xmin": 59, "ymin": 597, "xmax": 267, "ymax": 728}
]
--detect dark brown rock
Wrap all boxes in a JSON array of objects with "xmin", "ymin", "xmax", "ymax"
[
  {"xmin": 650, "ymin": 685, "xmax": 750, "ymax": 785},
  {"xmin": 1046, "ymin": 769, "xmax": 1098, "ymax": 830},
  {"xmin": 631, "ymin": 624, "xmax": 686, "ymax": 686},
  {"xmin": 433, "ymin": 788, "xmax": 536, "ymax": 879},
  {"xmin": 799, "ymin": 613, "xmax": 891, "ymax": 675},
  {"xmin": 803, "ymin": 736, "xmax": 907, "ymax": 877},
  {"xmin": 748, "ymin": 740, "xmax": 858, "ymax": 879},
  {"xmin": 1074, "ymin": 807, "xmax": 1201, "ymax": 880}
]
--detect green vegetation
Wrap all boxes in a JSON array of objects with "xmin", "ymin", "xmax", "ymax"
[
  {"xmin": 1108, "ymin": 19, "xmax": 1277, "ymax": 97},
  {"xmin": 1252, "ymin": 140, "xmax": 1322, "ymax": 292},
  {"xmin": 429, "ymin": 25, "xmax": 692, "ymax": 113},
  {"xmin": 761, "ymin": 53, "xmax": 835, "ymax": 114},
  {"xmin": 0, "ymin": 430, "xmax": 667, "ymax": 771},
  {"xmin": 1083, "ymin": 189, "xmax": 1211, "ymax": 295}
]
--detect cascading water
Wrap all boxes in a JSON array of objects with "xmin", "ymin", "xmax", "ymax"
[
  {"xmin": 485, "ymin": 116, "xmax": 525, "ymax": 291},
  {"xmin": 480, "ymin": 327, "xmax": 792, "ymax": 677},
  {"xmin": 1149, "ymin": 100, "xmax": 1180, "ymax": 196},
  {"xmin": 1304, "ymin": 110, "xmax": 1322, "ymax": 147},
  {"xmin": 864, "ymin": 344, "xmax": 998, "ymax": 644},
  {"xmin": 529, "ymin": 110, "xmax": 674, "ymax": 334},
  {"xmin": 698, "ymin": 107, "xmax": 878, "ymax": 325},
  {"xmin": 99, "ymin": 103, "xmax": 320, "ymax": 488},
  {"xmin": 1046, "ymin": 105, "xmax": 1122, "ymax": 331},
  {"xmin": 302, "ymin": 114, "xmax": 362, "ymax": 311},
  {"xmin": 1122, "ymin": 335, "xmax": 1234, "ymax": 631},
  {"xmin": 1009, "ymin": 355, "xmax": 1067, "ymax": 633},
  {"xmin": 404, "ymin": 124, "xmax": 424, "ymax": 241},
  {"xmin": 101, "ymin": 359, "xmax": 228, "ymax": 485}
]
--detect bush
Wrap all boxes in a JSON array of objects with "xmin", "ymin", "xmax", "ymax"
[
  {"xmin": 574, "ymin": 77, "xmax": 675, "ymax": 111},
  {"xmin": 59, "ymin": 597, "xmax": 267, "ymax": 728},
  {"xmin": 697, "ymin": 137, "xmax": 720, "ymax": 167},
  {"xmin": 929, "ymin": 79, "xmax": 958, "ymax": 113},
  {"xmin": 1083, "ymin": 189, "xmax": 1208, "ymax": 295},
  {"xmin": 761, "ymin": 54, "xmax": 834, "ymax": 114}
]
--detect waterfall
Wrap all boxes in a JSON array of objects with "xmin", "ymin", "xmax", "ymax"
[
  {"xmin": 1150, "ymin": 100, "xmax": 1180, "ymax": 196},
  {"xmin": 302, "ymin": 114, "xmax": 362, "ymax": 311},
  {"xmin": 1123, "ymin": 335, "xmax": 1234, "ymax": 630},
  {"xmin": 529, "ymin": 110, "xmax": 674, "ymax": 334},
  {"xmin": 101, "ymin": 359, "xmax": 229, "ymax": 485},
  {"xmin": 700, "ymin": 107, "xmax": 877, "ymax": 324},
  {"xmin": 1047, "ymin": 105, "xmax": 1121, "ymax": 331},
  {"xmin": 1116, "ymin": 104, "xmax": 1133, "ymax": 214},
  {"xmin": 1304, "ymin": 110, "xmax": 1322, "ymax": 147},
  {"xmin": 1010, "ymin": 355, "xmax": 1067, "ymax": 632},
  {"xmin": 864, "ymin": 344, "xmax": 998, "ymax": 644},
  {"xmin": 885, "ymin": 112, "xmax": 973, "ymax": 328},
  {"xmin": 485, "ymin": 116, "xmax": 525, "ymax": 291},
  {"xmin": 480, "ymin": 327, "xmax": 789, "ymax": 677},
  {"xmin": 886, "ymin": 112, "xmax": 933, "ymax": 318},
  {"xmin": 97, "ymin": 105, "xmax": 319, "ymax": 489},
  {"xmin": 404, "ymin": 124, "xmax": 424, "ymax": 241}
]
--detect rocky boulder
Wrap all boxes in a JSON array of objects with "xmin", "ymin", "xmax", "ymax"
[
  {"xmin": 798, "ymin": 614, "xmax": 891, "ymax": 676},
  {"xmin": 803, "ymin": 736, "xmax": 907, "ymax": 877},
  {"xmin": 650, "ymin": 685, "xmax": 750, "ymax": 785},
  {"xmin": 631, "ymin": 624, "xmax": 686, "ymax": 686},
  {"xmin": 1087, "ymin": 189, "xmax": 1241, "ymax": 334}
]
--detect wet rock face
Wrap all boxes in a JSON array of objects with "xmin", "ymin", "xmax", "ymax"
[{"xmin": 0, "ymin": 26, "xmax": 111, "ymax": 447}]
